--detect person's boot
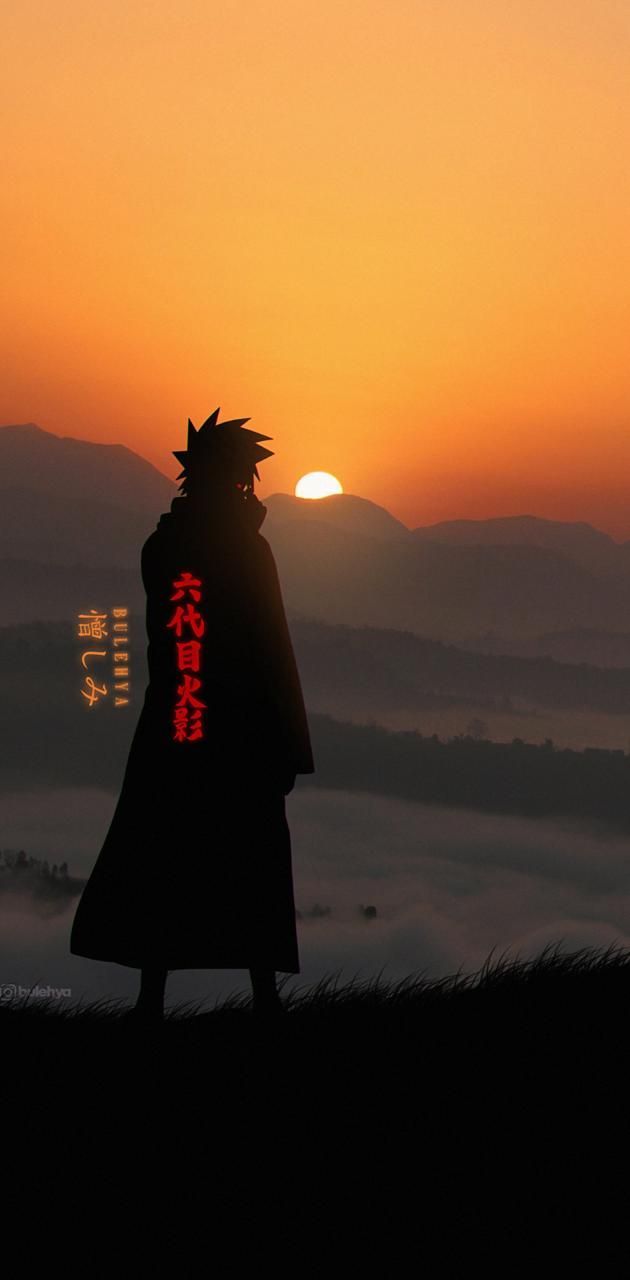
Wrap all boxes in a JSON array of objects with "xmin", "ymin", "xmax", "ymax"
[
  {"xmin": 132, "ymin": 966, "xmax": 168, "ymax": 1023},
  {"xmin": 249, "ymin": 967, "xmax": 286, "ymax": 1017}
]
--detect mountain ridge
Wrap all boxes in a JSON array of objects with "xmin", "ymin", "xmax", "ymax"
[
  {"xmin": 3, "ymin": 421, "xmax": 626, "ymax": 549},
  {"xmin": 3, "ymin": 423, "xmax": 630, "ymax": 652}
]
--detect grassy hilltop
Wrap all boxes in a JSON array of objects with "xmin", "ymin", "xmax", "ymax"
[{"xmin": 5, "ymin": 943, "xmax": 629, "ymax": 1263}]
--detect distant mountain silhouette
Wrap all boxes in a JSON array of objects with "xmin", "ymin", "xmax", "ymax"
[
  {"xmin": 5, "ymin": 422, "xmax": 630, "ymax": 651},
  {"xmin": 266, "ymin": 524, "xmax": 630, "ymax": 641},
  {"xmin": 0, "ymin": 423, "xmax": 174, "ymax": 503},
  {"xmin": 4, "ymin": 510, "xmax": 630, "ymax": 641},
  {"xmin": 263, "ymin": 491, "xmax": 410, "ymax": 542},
  {"xmin": 0, "ymin": 422, "xmax": 176, "ymax": 567},
  {"xmin": 412, "ymin": 513, "xmax": 630, "ymax": 578}
]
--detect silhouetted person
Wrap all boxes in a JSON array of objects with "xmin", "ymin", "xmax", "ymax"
[{"xmin": 70, "ymin": 407, "xmax": 315, "ymax": 1021}]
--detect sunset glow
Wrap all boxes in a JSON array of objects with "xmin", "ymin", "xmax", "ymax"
[
  {"xmin": 2, "ymin": 3, "xmax": 630, "ymax": 533},
  {"xmin": 295, "ymin": 472, "xmax": 343, "ymax": 499}
]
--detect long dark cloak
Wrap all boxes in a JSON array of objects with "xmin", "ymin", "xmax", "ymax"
[{"xmin": 69, "ymin": 493, "xmax": 314, "ymax": 972}]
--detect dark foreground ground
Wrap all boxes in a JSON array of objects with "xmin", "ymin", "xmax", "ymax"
[{"xmin": 5, "ymin": 944, "xmax": 630, "ymax": 1268}]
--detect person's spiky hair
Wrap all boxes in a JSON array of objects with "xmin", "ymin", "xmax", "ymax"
[{"xmin": 173, "ymin": 407, "xmax": 274, "ymax": 497}]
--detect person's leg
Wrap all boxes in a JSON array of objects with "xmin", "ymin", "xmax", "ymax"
[
  {"xmin": 249, "ymin": 966, "xmax": 283, "ymax": 1011},
  {"xmin": 135, "ymin": 965, "xmax": 168, "ymax": 1019}
]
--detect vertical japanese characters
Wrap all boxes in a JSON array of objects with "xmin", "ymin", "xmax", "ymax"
[
  {"xmin": 166, "ymin": 570, "xmax": 207, "ymax": 742},
  {"xmin": 76, "ymin": 607, "xmax": 130, "ymax": 707}
]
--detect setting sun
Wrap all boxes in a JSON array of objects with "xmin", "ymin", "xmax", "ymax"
[{"xmin": 295, "ymin": 472, "xmax": 344, "ymax": 499}]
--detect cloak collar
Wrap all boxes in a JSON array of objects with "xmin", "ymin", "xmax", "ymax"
[{"xmin": 156, "ymin": 493, "xmax": 268, "ymax": 538}]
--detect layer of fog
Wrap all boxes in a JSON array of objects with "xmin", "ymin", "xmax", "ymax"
[{"xmin": 1, "ymin": 785, "xmax": 629, "ymax": 1015}]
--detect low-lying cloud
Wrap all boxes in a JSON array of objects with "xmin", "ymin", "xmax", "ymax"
[{"xmin": 1, "ymin": 785, "xmax": 629, "ymax": 1013}]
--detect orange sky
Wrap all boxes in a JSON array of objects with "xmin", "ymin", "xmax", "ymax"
[{"xmin": 2, "ymin": 1, "xmax": 630, "ymax": 534}]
